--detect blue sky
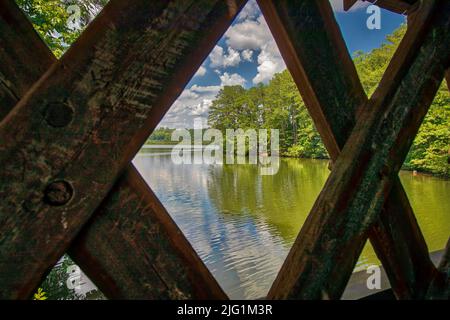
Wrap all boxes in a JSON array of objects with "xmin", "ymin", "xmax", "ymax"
[{"xmin": 159, "ymin": 0, "xmax": 406, "ymax": 129}]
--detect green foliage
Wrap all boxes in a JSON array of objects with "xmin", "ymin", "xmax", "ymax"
[
  {"xmin": 38, "ymin": 255, "xmax": 105, "ymax": 300},
  {"xmin": 208, "ymin": 72, "xmax": 328, "ymax": 159},
  {"xmin": 355, "ymin": 24, "xmax": 450, "ymax": 177},
  {"xmin": 353, "ymin": 26, "xmax": 408, "ymax": 96},
  {"xmin": 17, "ymin": 0, "xmax": 108, "ymax": 57},
  {"xmin": 17, "ymin": 1, "xmax": 449, "ymax": 176},
  {"xmin": 147, "ymin": 127, "xmax": 175, "ymax": 143},
  {"xmin": 33, "ymin": 287, "xmax": 47, "ymax": 300},
  {"xmin": 208, "ymin": 24, "xmax": 449, "ymax": 176},
  {"xmin": 39, "ymin": 255, "xmax": 84, "ymax": 300},
  {"xmin": 404, "ymin": 86, "xmax": 450, "ymax": 177}
]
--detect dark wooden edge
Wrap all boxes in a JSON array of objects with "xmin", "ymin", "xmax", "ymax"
[{"xmin": 344, "ymin": 0, "xmax": 417, "ymax": 15}]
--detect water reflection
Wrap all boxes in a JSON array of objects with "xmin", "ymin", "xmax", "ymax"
[{"xmin": 133, "ymin": 150, "xmax": 450, "ymax": 299}]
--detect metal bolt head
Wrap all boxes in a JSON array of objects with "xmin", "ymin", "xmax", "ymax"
[
  {"xmin": 43, "ymin": 180, "xmax": 74, "ymax": 206},
  {"xmin": 44, "ymin": 102, "xmax": 74, "ymax": 128}
]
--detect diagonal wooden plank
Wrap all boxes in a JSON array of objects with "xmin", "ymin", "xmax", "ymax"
[
  {"xmin": 426, "ymin": 238, "xmax": 450, "ymax": 299},
  {"xmin": 264, "ymin": 0, "xmax": 450, "ymax": 299},
  {"xmin": 0, "ymin": 0, "xmax": 58, "ymax": 117},
  {"xmin": 446, "ymin": 70, "xmax": 450, "ymax": 92},
  {"xmin": 343, "ymin": 0, "xmax": 358, "ymax": 12},
  {"xmin": 344, "ymin": 0, "xmax": 417, "ymax": 14},
  {"xmin": 366, "ymin": 0, "xmax": 416, "ymax": 14},
  {"xmin": 69, "ymin": 168, "xmax": 229, "ymax": 299},
  {"xmin": 258, "ymin": 0, "xmax": 436, "ymax": 299},
  {"xmin": 0, "ymin": 2, "xmax": 54, "ymax": 120},
  {"xmin": 0, "ymin": 0, "xmax": 231, "ymax": 300},
  {"xmin": 0, "ymin": 0, "xmax": 246, "ymax": 299}
]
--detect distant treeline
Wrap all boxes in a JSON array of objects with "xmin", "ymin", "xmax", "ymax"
[{"xmin": 149, "ymin": 25, "xmax": 449, "ymax": 177}]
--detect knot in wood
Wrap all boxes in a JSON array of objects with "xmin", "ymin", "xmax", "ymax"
[
  {"xmin": 43, "ymin": 181, "xmax": 73, "ymax": 206},
  {"xmin": 44, "ymin": 102, "xmax": 74, "ymax": 128}
]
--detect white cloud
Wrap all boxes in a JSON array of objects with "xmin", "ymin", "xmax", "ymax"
[
  {"xmin": 219, "ymin": 72, "xmax": 246, "ymax": 86},
  {"xmin": 209, "ymin": 45, "xmax": 241, "ymax": 68},
  {"xmin": 194, "ymin": 66, "xmax": 206, "ymax": 78},
  {"xmin": 158, "ymin": 84, "xmax": 222, "ymax": 128},
  {"xmin": 224, "ymin": 12, "xmax": 285, "ymax": 84},
  {"xmin": 191, "ymin": 99, "xmax": 213, "ymax": 116},
  {"xmin": 190, "ymin": 84, "xmax": 221, "ymax": 93},
  {"xmin": 241, "ymin": 49, "xmax": 254, "ymax": 62},
  {"xmin": 224, "ymin": 17, "xmax": 268, "ymax": 51},
  {"xmin": 159, "ymin": 0, "xmax": 287, "ymax": 128},
  {"xmin": 158, "ymin": 71, "xmax": 247, "ymax": 128},
  {"xmin": 253, "ymin": 48, "xmax": 282, "ymax": 84},
  {"xmin": 236, "ymin": 0, "xmax": 260, "ymax": 22}
]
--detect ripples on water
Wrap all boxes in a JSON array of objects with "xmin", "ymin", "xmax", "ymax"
[{"xmin": 133, "ymin": 149, "xmax": 450, "ymax": 299}]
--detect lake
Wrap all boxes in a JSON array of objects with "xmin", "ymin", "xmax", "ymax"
[{"xmin": 133, "ymin": 148, "xmax": 450, "ymax": 299}]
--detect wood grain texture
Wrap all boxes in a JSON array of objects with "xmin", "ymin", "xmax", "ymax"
[
  {"xmin": 446, "ymin": 70, "xmax": 450, "ymax": 92},
  {"xmin": 0, "ymin": 0, "xmax": 230, "ymax": 299},
  {"xmin": 426, "ymin": 238, "xmax": 449, "ymax": 299},
  {"xmin": 343, "ymin": 0, "xmax": 358, "ymax": 11},
  {"xmin": 344, "ymin": 0, "xmax": 418, "ymax": 14},
  {"xmin": 0, "ymin": 0, "xmax": 244, "ymax": 299},
  {"xmin": 259, "ymin": 0, "xmax": 436, "ymax": 299},
  {"xmin": 69, "ymin": 168, "xmax": 228, "ymax": 299},
  {"xmin": 264, "ymin": 0, "xmax": 449, "ymax": 299},
  {"xmin": 0, "ymin": 0, "xmax": 56, "ymax": 119}
]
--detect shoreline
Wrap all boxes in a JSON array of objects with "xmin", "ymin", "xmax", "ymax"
[{"xmin": 142, "ymin": 144, "xmax": 449, "ymax": 180}]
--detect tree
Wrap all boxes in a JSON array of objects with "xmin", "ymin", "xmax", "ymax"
[
  {"xmin": 17, "ymin": 0, "xmax": 108, "ymax": 57},
  {"xmin": 354, "ymin": 24, "xmax": 450, "ymax": 177},
  {"xmin": 206, "ymin": 23, "xmax": 449, "ymax": 176}
]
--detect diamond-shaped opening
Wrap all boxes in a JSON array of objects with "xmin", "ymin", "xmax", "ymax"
[
  {"xmin": 34, "ymin": 254, "xmax": 105, "ymax": 300},
  {"xmin": 132, "ymin": 0, "xmax": 420, "ymax": 300},
  {"xmin": 134, "ymin": 0, "xmax": 330, "ymax": 299},
  {"xmin": 17, "ymin": 0, "xmax": 108, "ymax": 58}
]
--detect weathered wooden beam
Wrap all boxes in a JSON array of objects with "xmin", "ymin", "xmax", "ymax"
[
  {"xmin": 344, "ymin": 0, "xmax": 417, "ymax": 14},
  {"xmin": 264, "ymin": 0, "xmax": 449, "ymax": 299},
  {"xmin": 0, "ymin": 0, "xmax": 245, "ymax": 299},
  {"xmin": 446, "ymin": 70, "xmax": 450, "ymax": 92},
  {"xmin": 258, "ymin": 0, "xmax": 366, "ymax": 161},
  {"xmin": 368, "ymin": 178, "xmax": 435, "ymax": 299},
  {"xmin": 366, "ymin": 0, "xmax": 416, "ymax": 14},
  {"xmin": 0, "ymin": 0, "xmax": 55, "ymax": 119},
  {"xmin": 259, "ymin": 0, "xmax": 436, "ymax": 299},
  {"xmin": 0, "ymin": 0, "xmax": 230, "ymax": 300},
  {"xmin": 343, "ymin": 0, "xmax": 359, "ymax": 12},
  {"xmin": 426, "ymin": 238, "xmax": 450, "ymax": 299},
  {"xmin": 69, "ymin": 168, "xmax": 228, "ymax": 299}
]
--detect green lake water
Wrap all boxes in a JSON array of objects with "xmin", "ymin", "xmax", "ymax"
[{"xmin": 133, "ymin": 149, "xmax": 450, "ymax": 299}]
